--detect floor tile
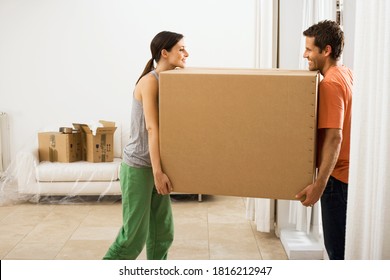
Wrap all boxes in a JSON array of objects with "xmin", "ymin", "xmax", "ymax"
[
  {"xmin": 255, "ymin": 234, "xmax": 288, "ymax": 260},
  {"xmin": 79, "ymin": 212, "xmax": 122, "ymax": 227},
  {"xmin": 0, "ymin": 195, "xmax": 287, "ymax": 260},
  {"xmin": 169, "ymin": 239, "xmax": 210, "ymax": 260},
  {"xmin": 0, "ymin": 238, "xmax": 21, "ymax": 259},
  {"xmin": 208, "ymin": 223, "xmax": 261, "ymax": 260},
  {"xmin": 4, "ymin": 241, "xmax": 65, "ymax": 260},
  {"xmin": 0, "ymin": 224, "xmax": 36, "ymax": 241},
  {"xmin": 173, "ymin": 219, "xmax": 209, "ymax": 241},
  {"xmin": 22, "ymin": 222, "xmax": 78, "ymax": 243},
  {"xmin": 0, "ymin": 206, "xmax": 16, "ymax": 221},
  {"xmin": 55, "ymin": 240, "xmax": 113, "ymax": 260},
  {"xmin": 70, "ymin": 226, "xmax": 120, "ymax": 241},
  {"xmin": 1, "ymin": 208, "xmax": 50, "ymax": 226}
]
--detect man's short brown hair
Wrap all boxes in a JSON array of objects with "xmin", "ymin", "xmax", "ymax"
[{"xmin": 303, "ymin": 20, "xmax": 344, "ymax": 60}]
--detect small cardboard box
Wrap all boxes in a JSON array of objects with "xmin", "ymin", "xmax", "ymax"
[
  {"xmin": 38, "ymin": 131, "xmax": 81, "ymax": 162},
  {"xmin": 159, "ymin": 68, "xmax": 319, "ymax": 200},
  {"xmin": 73, "ymin": 120, "xmax": 117, "ymax": 163}
]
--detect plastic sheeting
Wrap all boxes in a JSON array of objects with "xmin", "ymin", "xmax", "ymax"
[
  {"xmin": 0, "ymin": 147, "xmax": 201, "ymax": 206},
  {"xmin": 0, "ymin": 147, "xmax": 122, "ymax": 206}
]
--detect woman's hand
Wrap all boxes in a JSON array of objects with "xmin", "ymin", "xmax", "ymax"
[{"xmin": 154, "ymin": 170, "xmax": 173, "ymax": 195}]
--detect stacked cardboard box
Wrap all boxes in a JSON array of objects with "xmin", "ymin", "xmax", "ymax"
[
  {"xmin": 38, "ymin": 131, "xmax": 81, "ymax": 163},
  {"xmin": 159, "ymin": 68, "xmax": 319, "ymax": 200},
  {"xmin": 75, "ymin": 121, "xmax": 117, "ymax": 163},
  {"xmin": 38, "ymin": 120, "xmax": 116, "ymax": 163}
]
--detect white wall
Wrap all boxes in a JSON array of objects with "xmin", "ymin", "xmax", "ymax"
[
  {"xmin": 278, "ymin": 0, "xmax": 304, "ymax": 69},
  {"xmin": 0, "ymin": 0, "xmax": 256, "ymax": 161},
  {"xmin": 343, "ymin": 0, "xmax": 356, "ymax": 69}
]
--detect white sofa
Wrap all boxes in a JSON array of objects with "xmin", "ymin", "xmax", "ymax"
[
  {"xmin": 16, "ymin": 124, "xmax": 126, "ymax": 197},
  {"xmin": 16, "ymin": 123, "xmax": 202, "ymax": 201}
]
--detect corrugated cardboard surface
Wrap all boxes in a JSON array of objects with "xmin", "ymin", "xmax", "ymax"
[
  {"xmin": 38, "ymin": 132, "xmax": 81, "ymax": 162},
  {"xmin": 159, "ymin": 68, "xmax": 319, "ymax": 200},
  {"xmin": 76, "ymin": 121, "xmax": 117, "ymax": 163}
]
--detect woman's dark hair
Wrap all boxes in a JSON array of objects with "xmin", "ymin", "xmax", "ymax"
[
  {"xmin": 303, "ymin": 20, "xmax": 344, "ymax": 61},
  {"xmin": 136, "ymin": 31, "xmax": 184, "ymax": 84}
]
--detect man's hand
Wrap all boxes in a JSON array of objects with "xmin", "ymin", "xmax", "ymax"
[
  {"xmin": 297, "ymin": 128, "xmax": 342, "ymax": 207},
  {"xmin": 296, "ymin": 179, "xmax": 326, "ymax": 207}
]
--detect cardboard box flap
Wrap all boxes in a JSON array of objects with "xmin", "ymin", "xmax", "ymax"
[
  {"xmin": 72, "ymin": 120, "xmax": 117, "ymax": 162},
  {"xmin": 73, "ymin": 121, "xmax": 117, "ymax": 135},
  {"xmin": 99, "ymin": 120, "xmax": 115, "ymax": 127},
  {"xmin": 72, "ymin": 123, "xmax": 83, "ymax": 131}
]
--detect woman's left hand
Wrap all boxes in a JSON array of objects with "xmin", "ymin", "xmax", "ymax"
[{"xmin": 154, "ymin": 170, "xmax": 173, "ymax": 195}]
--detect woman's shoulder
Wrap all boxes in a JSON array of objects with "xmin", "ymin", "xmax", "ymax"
[
  {"xmin": 139, "ymin": 72, "xmax": 158, "ymax": 85},
  {"xmin": 136, "ymin": 72, "xmax": 159, "ymax": 95}
]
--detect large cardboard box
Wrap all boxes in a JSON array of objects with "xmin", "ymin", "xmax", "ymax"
[
  {"xmin": 38, "ymin": 131, "xmax": 81, "ymax": 163},
  {"xmin": 159, "ymin": 68, "xmax": 319, "ymax": 200},
  {"xmin": 74, "ymin": 121, "xmax": 117, "ymax": 163}
]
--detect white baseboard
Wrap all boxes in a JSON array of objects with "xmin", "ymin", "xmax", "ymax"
[{"xmin": 280, "ymin": 228, "xmax": 324, "ymax": 260}]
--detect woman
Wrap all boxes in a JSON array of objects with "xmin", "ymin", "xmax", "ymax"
[{"xmin": 104, "ymin": 31, "xmax": 189, "ymax": 260}]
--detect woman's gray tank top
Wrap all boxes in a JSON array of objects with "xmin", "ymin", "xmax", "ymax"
[{"xmin": 123, "ymin": 70, "xmax": 159, "ymax": 167}]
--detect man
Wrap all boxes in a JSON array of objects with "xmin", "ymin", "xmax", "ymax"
[{"xmin": 296, "ymin": 20, "xmax": 353, "ymax": 260}]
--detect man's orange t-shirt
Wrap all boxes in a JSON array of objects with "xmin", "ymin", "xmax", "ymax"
[{"xmin": 317, "ymin": 65, "xmax": 353, "ymax": 184}]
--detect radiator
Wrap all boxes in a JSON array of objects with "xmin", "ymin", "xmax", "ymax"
[{"xmin": 0, "ymin": 112, "xmax": 11, "ymax": 173}]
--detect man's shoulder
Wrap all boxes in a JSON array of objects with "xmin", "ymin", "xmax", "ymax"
[{"xmin": 322, "ymin": 65, "xmax": 352, "ymax": 84}]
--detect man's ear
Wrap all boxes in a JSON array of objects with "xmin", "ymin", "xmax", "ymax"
[{"xmin": 324, "ymin": 45, "xmax": 332, "ymax": 57}]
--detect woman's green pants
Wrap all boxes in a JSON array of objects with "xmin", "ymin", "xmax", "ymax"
[{"xmin": 103, "ymin": 163, "xmax": 174, "ymax": 260}]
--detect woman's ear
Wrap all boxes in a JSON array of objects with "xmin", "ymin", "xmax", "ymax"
[{"xmin": 161, "ymin": 49, "xmax": 169, "ymax": 59}]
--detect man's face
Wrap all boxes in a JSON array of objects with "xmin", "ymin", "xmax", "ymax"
[{"xmin": 303, "ymin": 36, "xmax": 326, "ymax": 72}]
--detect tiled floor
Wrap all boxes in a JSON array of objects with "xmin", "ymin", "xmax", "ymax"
[{"xmin": 0, "ymin": 195, "xmax": 287, "ymax": 260}]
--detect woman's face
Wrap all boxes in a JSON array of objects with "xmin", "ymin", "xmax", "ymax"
[{"xmin": 166, "ymin": 38, "xmax": 189, "ymax": 68}]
